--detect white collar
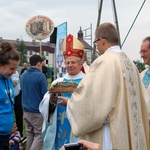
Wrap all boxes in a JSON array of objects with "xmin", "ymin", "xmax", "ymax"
[
  {"xmin": 105, "ymin": 45, "xmax": 122, "ymax": 53},
  {"xmin": 64, "ymin": 71, "xmax": 85, "ymax": 80}
]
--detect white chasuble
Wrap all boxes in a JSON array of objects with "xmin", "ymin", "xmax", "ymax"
[
  {"xmin": 67, "ymin": 47, "xmax": 149, "ymax": 150},
  {"xmin": 141, "ymin": 67, "xmax": 150, "ymax": 141}
]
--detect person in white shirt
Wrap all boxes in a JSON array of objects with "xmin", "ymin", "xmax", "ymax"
[{"xmin": 11, "ymin": 71, "xmax": 23, "ymax": 137}]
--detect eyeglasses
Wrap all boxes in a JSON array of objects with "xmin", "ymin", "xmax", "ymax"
[
  {"xmin": 139, "ymin": 50, "xmax": 149, "ymax": 54},
  {"xmin": 93, "ymin": 38, "xmax": 100, "ymax": 44},
  {"xmin": 93, "ymin": 37, "xmax": 107, "ymax": 45}
]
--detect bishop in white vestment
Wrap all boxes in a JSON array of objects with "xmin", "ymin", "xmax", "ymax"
[{"xmin": 39, "ymin": 34, "xmax": 86, "ymax": 150}]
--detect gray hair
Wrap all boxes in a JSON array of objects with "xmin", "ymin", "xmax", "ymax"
[
  {"xmin": 65, "ymin": 57, "xmax": 83, "ymax": 64},
  {"xmin": 143, "ymin": 36, "xmax": 150, "ymax": 49}
]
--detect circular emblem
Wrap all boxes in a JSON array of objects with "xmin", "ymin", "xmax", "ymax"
[{"xmin": 25, "ymin": 15, "xmax": 54, "ymax": 40}]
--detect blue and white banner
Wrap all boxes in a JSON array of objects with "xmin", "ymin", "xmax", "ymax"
[{"xmin": 55, "ymin": 22, "xmax": 67, "ymax": 78}]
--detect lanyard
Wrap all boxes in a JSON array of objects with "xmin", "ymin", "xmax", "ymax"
[{"xmin": 4, "ymin": 79, "xmax": 14, "ymax": 106}]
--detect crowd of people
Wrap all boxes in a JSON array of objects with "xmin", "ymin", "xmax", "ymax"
[{"xmin": 0, "ymin": 22, "xmax": 150, "ymax": 150}]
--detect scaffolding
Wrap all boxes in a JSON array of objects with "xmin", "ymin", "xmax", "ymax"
[{"xmin": 81, "ymin": 23, "xmax": 93, "ymax": 64}]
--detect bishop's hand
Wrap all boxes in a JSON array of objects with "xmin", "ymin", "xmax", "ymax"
[
  {"xmin": 50, "ymin": 93, "xmax": 61, "ymax": 104},
  {"xmin": 57, "ymin": 96, "xmax": 69, "ymax": 106}
]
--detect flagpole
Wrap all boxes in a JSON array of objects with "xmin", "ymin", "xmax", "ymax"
[{"xmin": 39, "ymin": 40, "xmax": 42, "ymax": 57}]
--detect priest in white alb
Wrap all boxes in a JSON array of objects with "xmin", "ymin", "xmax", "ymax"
[{"xmin": 59, "ymin": 23, "xmax": 150, "ymax": 150}]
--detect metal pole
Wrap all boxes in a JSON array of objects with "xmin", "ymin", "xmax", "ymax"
[
  {"xmin": 90, "ymin": 23, "xmax": 93, "ymax": 64},
  {"xmin": 96, "ymin": 0, "xmax": 103, "ymax": 27},
  {"xmin": 92, "ymin": 0, "xmax": 103, "ymax": 62},
  {"xmin": 53, "ymin": 46, "xmax": 57, "ymax": 80},
  {"xmin": 111, "ymin": 0, "xmax": 121, "ymax": 47},
  {"xmin": 121, "ymin": 0, "xmax": 146, "ymax": 48},
  {"xmin": 39, "ymin": 40, "xmax": 42, "ymax": 56}
]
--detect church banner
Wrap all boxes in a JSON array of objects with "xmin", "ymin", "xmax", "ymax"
[{"xmin": 55, "ymin": 22, "xmax": 67, "ymax": 77}]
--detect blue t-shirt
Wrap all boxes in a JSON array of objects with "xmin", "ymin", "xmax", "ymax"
[{"xmin": 0, "ymin": 75, "xmax": 14, "ymax": 135}]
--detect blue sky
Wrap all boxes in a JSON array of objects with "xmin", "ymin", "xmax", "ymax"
[{"xmin": 0, "ymin": 0, "xmax": 149, "ymax": 61}]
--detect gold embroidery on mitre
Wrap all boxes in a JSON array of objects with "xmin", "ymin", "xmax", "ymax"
[
  {"xmin": 67, "ymin": 51, "xmax": 71, "ymax": 55},
  {"xmin": 62, "ymin": 34, "xmax": 84, "ymax": 58}
]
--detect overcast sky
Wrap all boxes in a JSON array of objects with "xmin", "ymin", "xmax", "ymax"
[{"xmin": 0, "ymin": 0, "xmax": 149, "ymax": 61}]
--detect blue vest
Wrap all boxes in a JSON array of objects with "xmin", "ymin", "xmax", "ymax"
[
  {"xmin": 43, "ymin": 78, "xmax": 82, "ymax": 150},
  {"xmin": 142, "ymin": 69, "xmax": 150, "ymax": 89},
  {"xmin": 55, "ymin": 78, "xmax": 81, "ymax": 149}
]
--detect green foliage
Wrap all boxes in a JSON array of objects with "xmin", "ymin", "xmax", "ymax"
[
  {"xmin": 133, "ymin": 60, "xmax": 146, "ymax": 72},
  {"xmin": 17, "ymin": 40, "xmax": 27, "ymax": 66}
]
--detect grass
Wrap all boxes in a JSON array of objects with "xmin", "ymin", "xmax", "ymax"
[{"xmin": 22, "ymin": 77, "xmax": 52, "ymax": 149}]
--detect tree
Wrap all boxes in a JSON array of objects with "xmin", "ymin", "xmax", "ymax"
[
  {"xmin": 17, "ymin": 40, "xmax": 27, "ymax": 66},
  {"xmin": 133, "ymin": 60, "xmax": 146, "ymax": 73}
]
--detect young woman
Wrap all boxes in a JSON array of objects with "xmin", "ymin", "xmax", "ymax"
[{"xmin": 0, "ymin": 41, "xmax": 20, "ymax": 150}]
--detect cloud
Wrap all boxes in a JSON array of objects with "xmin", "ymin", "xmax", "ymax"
[{"xmin": 0, "ymin": 0, "xmax": 149, "ymax": 61}]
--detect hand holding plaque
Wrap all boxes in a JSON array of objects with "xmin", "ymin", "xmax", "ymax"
[{"xmin": 49, "ymin": 81, "xmax": 78, "ymax": 94}]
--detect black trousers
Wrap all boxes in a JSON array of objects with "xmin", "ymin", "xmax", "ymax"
[
  {"xmin": 0, "ymin": 135, "xmax": 9, "ymax": 150},
  {"xmin": 14, "ymin": 90, "xmax": 23, "ymax": 137}
]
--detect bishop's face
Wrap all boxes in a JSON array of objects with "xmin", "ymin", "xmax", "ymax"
[{"xmin": 65, "ymin": 56, "xmax": 83, "ymax": 76}]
